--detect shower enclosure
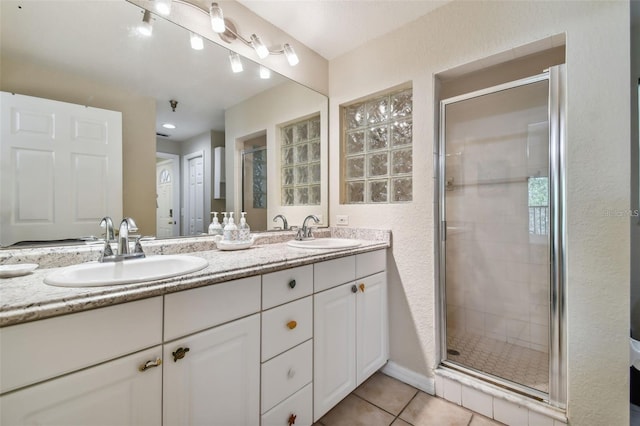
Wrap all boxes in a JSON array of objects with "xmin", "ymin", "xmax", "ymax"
[{"xmin": 438, "ymin": 66, "xmax": 566, "ymax": 406}]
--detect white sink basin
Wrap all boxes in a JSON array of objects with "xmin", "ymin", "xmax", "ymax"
[
  {"xmin": 287, "ymin": 238, "xmax": 361, "ymax": 249},
  {"xmin": 44, "ymin": 255, "xmax": 208, "ymax": 287}
]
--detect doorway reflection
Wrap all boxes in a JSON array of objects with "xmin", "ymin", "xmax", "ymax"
[{"xmin": 242, "ymin": 137, "xmax": 268, "ymax": 231}]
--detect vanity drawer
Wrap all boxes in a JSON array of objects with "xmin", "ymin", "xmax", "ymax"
[
  {"xmin": 164, "ymin": 276, "xmax": 260, "ymax": 341},
  {"xmin": 0, "ymin": 297, "xmax": 162, "ymax": 394},
  {"xmin": 313, "ymin": 255, "xmax": 355, "ymax": 292},
  {"xmin": 261, "ymin": 339, "xmax": 312, "ymax": 413},
  {"xmin": 262, "ymin": 296, "xmax": 312, "ymax": 361},
  {"xmin": 356, "ymin": 249, "xmax": 386, "ymax": 278},
  {"xmin": 261, "ymin": 383, "xmax": 312, "ymax": 426},
  {"xmin": 262, "ymin": 265, "xmax": 313, "ymax": 309}
]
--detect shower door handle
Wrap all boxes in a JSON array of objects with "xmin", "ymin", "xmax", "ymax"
[{"xmin": 441, "ymin": 220, "xmax": 447, "ymax": 241}]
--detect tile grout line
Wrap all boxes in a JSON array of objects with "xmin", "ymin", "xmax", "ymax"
[{"xmin": 390, "ymin": 389, "xmax": 420, "ymax": 425}]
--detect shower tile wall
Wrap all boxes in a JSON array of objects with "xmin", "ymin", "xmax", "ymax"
[{"xmin": 444, "ymin": 83, "xmax": 550, "ymax": 355}]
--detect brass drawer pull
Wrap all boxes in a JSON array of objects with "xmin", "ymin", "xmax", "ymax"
[
  {"xmin": 139, "ymin": 358, "xmax": 162, "ymax": 372},
  {"xmin": 359, "ymin": 283, "xmax": 365, "ymax": 292},
  {"xmin": 172, "ymin": 347, "xmax": 190, "ymax": 362},
  {"xmin": 288, "ymin": 279, "xmax": 296, "ymax": 289},
  {"xmin": 288, "ymin": 413, "xmax": 297, "ymax": 426},
  {"xmin": 287, "ymin": 320, "xmax": 297, "ymax": 330}
]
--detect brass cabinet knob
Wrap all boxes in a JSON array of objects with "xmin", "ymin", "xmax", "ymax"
[
  {"xmin": 139, "ymin": 358, "xmax": 162, "ymax": 372},
  {"xmin": 172, "ymin": 347, "xmax": 190, "ymax": 362},
  {"xmin": 359, "ymin": 283, "xmax": 365, "ymax": 292},
  {"xmin": 287, "ymin": 320, "xmax": 297, "ymax": 330},
  {"xmin": 288, "ymin": 413, "xmax": 297, "ymax": 426},
  {"xmin": 288, "ymin": 279, "xmax": 296, "ymax": 289},
  {"xmin": 351, "ymin": 285, "xmax": 358, "ymax": 293}
]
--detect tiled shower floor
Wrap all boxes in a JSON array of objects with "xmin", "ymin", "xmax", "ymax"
[{"xmin": 447, "ymin": 331, "xmax": 549, "ymax": 393}]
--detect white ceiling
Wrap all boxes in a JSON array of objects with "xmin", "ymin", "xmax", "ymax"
[{"xmin": 237, "ymin": 0, "xmax": 450, "ymax": 60}]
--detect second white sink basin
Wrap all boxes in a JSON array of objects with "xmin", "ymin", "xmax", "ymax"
[
  {"xmin": 44, "ymin": 255, "xmax": 209, "ymax": 287},
  {"xmin": 287, "ymin": 238, "xmax": 361, "ymax": 249}
]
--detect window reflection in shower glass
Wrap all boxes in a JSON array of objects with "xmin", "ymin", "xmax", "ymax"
[{"xmin": 442, "ymin": 79, "xmax": 550, "ymax": 394}]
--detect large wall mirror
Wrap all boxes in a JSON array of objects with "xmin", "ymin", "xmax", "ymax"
[{"xmin": 0, "ymin": 0, "xmax": 328, "ymax": 247}]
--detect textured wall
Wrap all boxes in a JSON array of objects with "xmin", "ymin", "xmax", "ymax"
[{"xmin": 328, "ymin": 1, "xmax": 630, "ymax": 424}]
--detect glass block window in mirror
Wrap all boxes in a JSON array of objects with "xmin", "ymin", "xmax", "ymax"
[
  {"xmin": 342, "ymin": 88, "xmax": 413, "ymax": 203},
  {"xmin": 281, "ymin": 115, "xmax": 321, "ymax": 206}
]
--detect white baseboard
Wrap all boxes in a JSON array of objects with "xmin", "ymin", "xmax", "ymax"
[{"xmin": 381, "ymin": 361, "xmax": 435, "ymax": 395}]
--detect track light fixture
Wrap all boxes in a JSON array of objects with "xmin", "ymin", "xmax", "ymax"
[
  {"xmin": 137, "ymin": 10, "xmax": 153, "ymax": 36},
  {"xmin": 154, "ymin": 0, "xmax": 172, "ymax": 16},
  {"xmin": 190, "ymin": 32, "xmax": 204, "ymax": 50},
  {"xmin": 150, "ymin": 1, "xmax": 300, "ymax": 67},
  {"xmin": 209, "ymin": 2, "xmax": 225, "ymax": 33},
  {"xmin": 259, "ymin": 65, "xmax": 271, "ymax": 79},
  {"xmin": 229, "ymin": 51, "xmax": 243, "ymax": 73}
]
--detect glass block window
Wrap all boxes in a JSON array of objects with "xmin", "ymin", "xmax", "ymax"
[
  {"xmin": 343, "ymin": 88, "xmax": 413, "ymax": 203},
  {"xmin": 281, "ymin": 115, "xmax": 321, "ymax": 206}
]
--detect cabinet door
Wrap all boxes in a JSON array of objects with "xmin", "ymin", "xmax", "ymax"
[
  {"xmin": 0, "ymin": 346, "xmax": 162, "ymax": 426},
  {"xmin": 356, "ymin": 271, "xmax": 389, "ymax": 385},
  {"xmin": 163, "ymin": 314, "xmax": 260, "ymax": 426},
  {"xmin": 313, "ymin": 282, "xmax": 357, "ymax": 422}
]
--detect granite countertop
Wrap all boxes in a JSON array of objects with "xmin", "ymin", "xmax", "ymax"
[{"xmin": 0, "ymin": 228, "xmax": 390, "ymax": 327}]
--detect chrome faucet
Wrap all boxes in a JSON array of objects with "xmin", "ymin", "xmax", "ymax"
[
  {"xmin": 99, "ymin": 217, "xmax": 146, "ymax": 262},
  {"xmin": 99, "ymin": 217, "xmax": 114, "ymax": 261},
  {"xmin": 273, "ymin": 214, "xmax": 288, "ymax": 230},
  {"xmin": 296, "ymin": 215, "xmax": 320, "ymax": 240},
  {"xmin": 117, "ymin": 217, "xmax": 137, "ymax": 255}
]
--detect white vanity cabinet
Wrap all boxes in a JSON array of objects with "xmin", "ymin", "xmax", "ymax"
[
  {"xmin": 0, "ymin": 297, "xmax": 164, "ymax": 425},
  {"xmin": 313, "ymin": 250, "xmax": 388, "ymax": 422},
  {"xmin": 0, "ymin": 246, "xmax": 389, "ymax": 426},
  {"xmin": 163, "ymin": 276, "xmax": 261, "ymax": 426}
]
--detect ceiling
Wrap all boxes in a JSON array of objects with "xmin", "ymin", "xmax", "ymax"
[{"xmin": 237, "ymin": 0, "xmax": 450, "ymax": 60}]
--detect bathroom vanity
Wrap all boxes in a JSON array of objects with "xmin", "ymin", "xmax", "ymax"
[{"xmin": 0, "ymin": 232, "xmax": 389, "ymax": 425}]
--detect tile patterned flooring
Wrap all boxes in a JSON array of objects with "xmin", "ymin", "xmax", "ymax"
[
  {"xmin": 315, "ymin": 372, "xmax": 504, "ymax": 426},
  {"xmin": 447, "ymin": 331, "xmax": 549, "ymax": 393}
]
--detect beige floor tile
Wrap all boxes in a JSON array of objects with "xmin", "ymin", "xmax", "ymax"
[
  {"xmin": 319, "ymin": 394, "xmax": 395, "ymax": 426},
  {"xmin": 399, "ymin": 392, "xmax": 473, "ymax": 426},
  {"xmin": 390, "ymin": 419, "xmax": 413, "ymax": 426},
  {"xmin": 354, "ymin": 372, "xmax": 418, "ymax": 415},
  {"xmin": 469, "ymin": 414, "xmax": 505, "ymax": 425}
]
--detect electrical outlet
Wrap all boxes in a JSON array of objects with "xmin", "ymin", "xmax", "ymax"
[{"xmin": 336, "ymin": 215, "xmax": 349, "ymax": 226}]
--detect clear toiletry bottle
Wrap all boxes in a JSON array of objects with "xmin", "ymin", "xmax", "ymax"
[
  {"xmin": 221, "ymin": 212, "xmax": 229, "ymax": 228},
  {"xmin": 208, "ymin": 212, "xmax": 223, "ymax": 236},
  {"xmin": 223, "ymin": 212, "xmax": 238, "ymax": 241},
  {"xmin": 239, "ymin": 212, "xmax": 251, "ymax": 241}
]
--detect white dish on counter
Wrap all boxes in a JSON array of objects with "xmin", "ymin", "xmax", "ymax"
[
  {"xmin": 0, "ymin": 263, "xmax": 39, "ymax": 278},
  {"xmin": 213, "ymin": 235, "xmax": 255, "ymax": 251}
]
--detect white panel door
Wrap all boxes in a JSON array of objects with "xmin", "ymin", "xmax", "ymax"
[
  {"xmin": 0, "ymin": 92, "xmax": 122, "ymax": 246},
  {"xmin": 183, "ymin": 151, "xmax": 204, "ymax": 235},
  {"xmin": 356, "ymin": 271, "xmax": 389, "ymax": 385},
  {"xmin": 163, "ymin": 314, "xmax": 260, "ymax": 426},
  {"xmin": 0, "ymin": 346, "xmax": 162, "ymax": 426},
  {"xmin": 313, "ymin": 282, "xmax": 357, "ymax": 422},
  {"xmin": 156, "ymin": 159, "xmax": 175, "ymax": 238}
]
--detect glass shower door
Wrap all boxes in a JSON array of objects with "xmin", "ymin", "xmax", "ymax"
[{"xmin": 440, "ymin": 76, "xmax": 553, "ymax": 396}]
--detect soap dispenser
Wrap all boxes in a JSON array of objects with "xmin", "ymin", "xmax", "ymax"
[
  {"xmin": 221, "ymin": 212, "xmax": 229, "ymax": 228},
  {"xmin": 239, "ymin": 212, "xmax": 251, "ymax": 241},
  {"xmin": 208, "ymin": 212, "xmax": 223, "ymax": 236},
  {"xmin": 223, "ymin": 212, "xmax": 238, "ymax": 241}
]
